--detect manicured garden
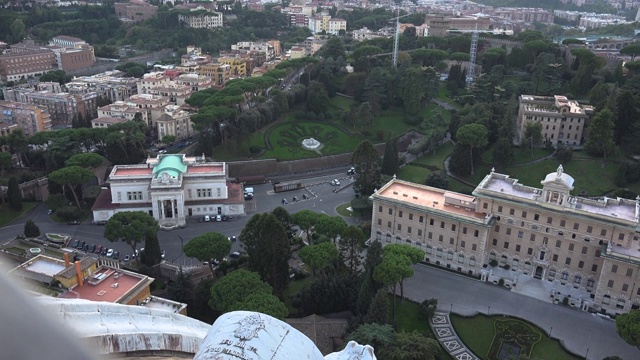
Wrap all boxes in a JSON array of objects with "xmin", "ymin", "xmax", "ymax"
[{"xmin": 450, "ymin": 314, "xmax": 580, "ymax": 360}]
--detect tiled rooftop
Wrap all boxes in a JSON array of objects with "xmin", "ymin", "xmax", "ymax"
[
  {"xmin": 113, "ymin": 167, "xmax": 153, "ymax": 176},
  {"xmin": 60, "ymin": 267, "xmax": 147, "ymax": 303},
  {"xmin": 187, "ymin": 165, "xmax": 224, "ymax": 174},
  {"xmin": 377, "ymin": 181, "xmax": 486, "ymax": 220}
]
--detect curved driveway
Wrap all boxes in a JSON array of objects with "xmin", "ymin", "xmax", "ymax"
[{"xmin": 404, "ymin": 264, "xmax": 639, "ymax": 360}]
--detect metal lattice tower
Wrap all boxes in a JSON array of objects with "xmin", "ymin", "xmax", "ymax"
[
  {"xmin": 392, "ymin": 10, "xmax": 400, "ymax": 67},
  {"xmin": 466, "ymin": 26, "xmax": 479, "ymax": 89}
]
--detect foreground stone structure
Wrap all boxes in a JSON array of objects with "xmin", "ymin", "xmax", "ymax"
[{"xmin": 194, "ymin": 311, "xmax": 376, "ymax": 360}]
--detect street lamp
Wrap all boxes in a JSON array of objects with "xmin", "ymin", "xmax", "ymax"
[
  {"xmin": 488, "ymin": 305, "xmax": 491, "ymax": 315},
  {"xmin": 450, "ymin": 303, "xmax": 453, "ymax": 313},
  {"xmin": 585, "ymin": 348, "xmax": 589, "ymax": 359},
  {"xmin": 178, "ymin": 235, "xmax": 185, "ymax": 262},
  {"xmin": 549, "ymin": 326, "xmax": 553, "ymax": 339}
]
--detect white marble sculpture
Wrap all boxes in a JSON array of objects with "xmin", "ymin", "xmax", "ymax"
[{"xmin": 193, "ymin": 311, "xmax": 376, "ymax": 360}]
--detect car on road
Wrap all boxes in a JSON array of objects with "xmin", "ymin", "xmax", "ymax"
[
  {"xmin": 347, "ymin": 167, "xmax": 356, "ymax": 175},
  {"xmin": 47, "ymin": 209, "xmax": 54, "ymax": 215},
  {"xmin": 282, "ymin": 198, "xmax": 288, "ymax": 205},
  {"xmin": 330, "ymin": 179, "xmax": 341, "ymax": 186},
  {"xmin": 229, "ymin": 236, "xmax": 237, "ymax": 242},
  {"xmin": 68, "ymin": 220, "xmax": 81, "ymax": 225},
  {"xmin": 230, "ymin": 251, "xmax": 241, "ymax": 258},
  {"xmin": 124, "ymin": 255, "xmax": 130, "ymax": 262},
  {"xmin": 106, "ymin": 249, "xmax": 114, "ymax": 258},
  {"xmin": 72, "ymin": 240, "xmax": 80, "ymax": 248},
  {"xmin": 89, "ymin": 244, "xmax": 96, "ymax": 253},
  {"xmin": 161, "ymin": 250, "xmax": 165, "ymax": 259},
  {"xmin": 112, "ymin": 251, "xmax": 119, "ymax": 260},
  {"xmin": 95, "ymin": 245, "xmax": 102, "ymax": 254}
]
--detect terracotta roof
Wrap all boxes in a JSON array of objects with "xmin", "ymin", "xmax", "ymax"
[
  {"xmin": 57, "ymin": 257, "xmax": 98, "ymax": 279},
  {"xmin": 91, "ymin": 189, "xmax": 120, "ymax": 211},
  {"xmin": 286, "ymin": 314, "xmax": 348, "ymax": 355}
]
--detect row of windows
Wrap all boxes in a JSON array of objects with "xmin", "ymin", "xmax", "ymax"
[
  {"xmin": 607, "ymin": 279, "xmax": 640, "ymax": 295},
  {"xmin": 127, "ymin": 191, "xmax": 143, "ymax": 201},
  {"xmin": 491, "ymin": 207, "xmax": 617, "ymax": 238},
  {"xmin": 610, "ymin": 264, "xmax": 635, "ymax": 277}
]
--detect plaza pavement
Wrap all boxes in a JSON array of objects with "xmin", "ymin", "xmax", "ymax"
[{"xmin": 404, "ymin": 264, "xmax": 640, "ymax": 360}]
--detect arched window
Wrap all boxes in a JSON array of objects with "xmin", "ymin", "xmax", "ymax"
[
  {"xmin": 436, "ymin": 248, "xmax": 443, "ymax": 258},
  {"xmin": 469, "ymin": 256, "xmax": 476, "ymax": 267},
  {"xmin": 458, "ymin": 254, "xmax": 465, "ymax": 264},
  {"xmin": 426, "ymin": 245, "xmax": 432, "ymax": 254},
  {"xmin": 447, "ymin": 250, "xmax": 454, "ymax": 260}
]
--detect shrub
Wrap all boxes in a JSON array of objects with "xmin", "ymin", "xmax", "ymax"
[
  {"xmin": 503, "ymin": 264, "xmax": 510, "ymax": 270},
  {"xmin": 498, "ymin": 278, "xmax": 505, "ymax": 286},
  {"xmin": 249, "ymin": 145, "xmax": 262, "ymax": 154},
  {"xmin": 404, "ymin": 115, "xmax": 423, "ymax": 126},
  {"xmin": 562, "ymin": 296, "xmax": 569, "ymax": 305},
  {"xmin": 419, "ymin": 298, "xmax": 438, "ymax": 319},
  {"xmin": 56, "ymin": 206, "xmax": 82, "ymax": 221},
  {"xmin": 555, "ymin": 146, "xmax": 573, "ymax": 163},
  {"xmin": 489, "ymin": 259, "xmax": 498, "ymax": 267},
  {"xmin": 24, "ymin": 220, "xmax": 41, "ymax": 238}
]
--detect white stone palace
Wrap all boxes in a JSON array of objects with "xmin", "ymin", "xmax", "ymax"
[
  {"xmin": 371, "ymin": 166, "xmax": 640, "ymax": 316},
  {"xmin": 92, "ymin": 154, "xmax": 245, "ymax": 229}
]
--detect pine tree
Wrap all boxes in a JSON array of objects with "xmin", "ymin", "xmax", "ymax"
[{"xmin": 381, "ymin": 138, "xmax": 399, "ymax": 176}]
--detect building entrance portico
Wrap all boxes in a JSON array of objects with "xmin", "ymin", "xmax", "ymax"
[
  {"xmin": 152, "ymin": 194, "xmax": 185, "ymax": 229},
  {"xmin": 535, "ymin": 266, "xmax": 544, "ymax": 279}
]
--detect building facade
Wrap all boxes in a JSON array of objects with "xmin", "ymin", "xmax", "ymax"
[
  {"xmin": 114, "ymin": 0, "xmax": 158, "ymax": 22},
  {"xmin": 92, "ymin": 154, "xmax": 245, "ymax": 229},
  {"xmin": 370, "ymin": 167, "xmax": 640, "ymax": 315},
  {"xmin": 178, "ymin": 8, "xmax": 224, "ymax": 29},
  {"xmin": 156, "ymin": 105, "xmax": 195, "ymax": 141},
  {"xmin": 3, "ymin": 88, "xmax": 97, "ymax": 126},
  {"xmin": 0, "ymin": 49, "xmax": 57, "ymax": 82},
  {"xmin": 517, "ymin": 95, "xmax": 594, "ymax": 147},
  {"xmin": 0, "ymin": 100, "xmax": 52, "ymax": 136}
]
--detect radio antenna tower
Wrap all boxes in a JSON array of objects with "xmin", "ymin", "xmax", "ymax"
[
  {"xmin": 466, "ymin": 25, "xmax": 479, "ymax": 89},
  {"xmin": 392, "ymin": 9, "xmax": 400, "ymax": 67}
]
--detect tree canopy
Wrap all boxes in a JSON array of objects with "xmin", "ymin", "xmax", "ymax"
[
  {"xmin": 104, "ymin": 211, "xmax": 159, "ymax": 262},
  {"xmin": 616, "ymin": 309, "xmax": 640, "ymax": 346},
  {"xmin": 183, "ymin": 232, "xmax": 232, "ymax": 274}
]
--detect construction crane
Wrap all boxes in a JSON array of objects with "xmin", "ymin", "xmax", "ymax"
[
  {"xmin": 466, "ymin": 24, "xmax": 479, "ymax": 89},
  {"xmin": 391, "ymin": 11, "xmax": 412, "ymax": 68}
]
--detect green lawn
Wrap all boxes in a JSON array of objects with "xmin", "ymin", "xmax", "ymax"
[
  {"xmin": 336, "ymin": 203, "xmax": 356, "ymax": 218},
  {"xmin": 413, "ymin": 142, "xmax": 454, "ymax": 169},
  {"xmin": 393, "ymin": 298, "xmax": 453, "ymax": 360},
  {"xmin": 329, "ymin": 95, "xmax": 355, "ymax": 112},
  {"xmin": 451, "ymin": 314, "xmax": 580, "ymax": 360},
  {"xmin": 0, "ymin": 202, "xmax": 36, "ymax": 228},
  {"xmin": 283, "ymin": 276, "xmax": 312, "ymax": 316},
  {"xmin": 481, "ymin": 146, "xmax": 554, "ymax": 167},
  {"xmin": 398, "ymin": 164, "xmax": 430, "ymax": 184}
]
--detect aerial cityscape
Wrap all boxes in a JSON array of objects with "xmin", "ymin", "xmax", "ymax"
[{"xmin": 3, "ymin": 0, "xmax": 640, "ymax": 358}]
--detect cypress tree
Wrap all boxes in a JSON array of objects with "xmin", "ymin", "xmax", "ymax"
[{"xmin": 8, "ymin": 177, "xmax": 22, "ymax": 211}]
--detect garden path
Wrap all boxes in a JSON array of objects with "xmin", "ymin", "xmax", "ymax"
[{"xmin": 430, "ymin": 311, "xmax": 480, "ymax": 360}]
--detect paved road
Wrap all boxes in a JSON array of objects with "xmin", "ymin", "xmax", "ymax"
[
  {"xmin": 404, "ymin": 264, "xmax": 640, "ymax": 360},
  {"xmin": 1, "ymin": 171, "xmax": 356, "ymax": 266}
]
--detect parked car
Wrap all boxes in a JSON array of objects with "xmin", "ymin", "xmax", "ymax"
[
  {"xmin": 82, "ymin": 244, "xmax": 89, "ymax": 252},
  {"xmin": 282, "ymin": 198, "xmax": 288, "ymax": 205},
  {"xmin": 347, "ymin": 167, "xmax": 356, "ymax": 175},
  {"xmin": 230, "ymin": 251, "xmax": 241, "ymax": 258},
  {"xmin": 95, "ymin": 245, "xmax": 102, "ymax": 254},
  {"xmin": 72, "ymin": 240, "xmax": 80, "ymax": 248},
  {"xmin": 112, "ymin": 251, "xmax": 119, "ymax": 260},
  {"xmin": 47, "ymin": 209, "xmax": 54, "ymax": 215},
  {"xmin": 203, "ymin": 215, "xmax": 211, "ymax": 222},
  {"xmin": 229, "ymin": 236, "xmax": 237, "ymax": 242},
  {"xmin": 215, "ymin": 214, "xmax": 222, "ymax": 222},
  {"xmin": 222, "ymin": 215, "xmax": 228, "ymax": 221},
  {"xmin": 161, "ymin": 250, "xmax": 165, "ymax": 259},
  {"xmin": 124, "ymin": 255, "xmax": 130, "ymax": 262},
  {"xmin": 106, "ymin": 249, "xmax": 114, "ymax": 257},
  {"xmin": 330, "ymin": 179, "xmax": 340, "ymax": 186},
  {"xmin": 101, "ymin": 247, "xmax": 108, "ymax": 256},
  {"xmin": 79, "ymin": 240, "xmax": 86, "ymax": 249},
  {"xmin": 68, "ymin": 220, "xmax": 81, "ymax": 225},
  {"xmin": 89, "ymin": 244, "xmax": 96, "ymax": 253},
  {"xmin": 158, "ymin": 149, "xmax": 167, "ymax": 154}
]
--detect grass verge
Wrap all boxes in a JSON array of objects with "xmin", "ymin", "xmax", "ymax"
[{"xmin": 0, "ymin": 202, "xmax": 36, "ymax": 228}]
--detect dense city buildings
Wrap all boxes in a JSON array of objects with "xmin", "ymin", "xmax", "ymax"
[
  {"xmin": 517, "ymin": 95, "xmax": 594, "ymax": 147},
  {"xmin": 0, "ymin": 100, "xmax": 52, "ymax": 136},
  {"xmin": 0, "ymin": 48, "xmax": 57, "ymax": 82},
  {"xmin": 66, "ymin": 71, "xmax": 138, "ymax": 103},
  {"xmin": 371, "ymin": 167, "xmax": 640, "ymax": 315},
  {"xmin": 3, "ymin": 87, "xmax": 97, "ymax": 126},
  {"xmin": 92, "ymin": 154, "xmax": 245, "ymax": 229}
]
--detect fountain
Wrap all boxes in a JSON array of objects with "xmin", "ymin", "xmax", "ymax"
[{"xmin": 301, "ymin": 138, "xmax": 323, "ymax": 152}]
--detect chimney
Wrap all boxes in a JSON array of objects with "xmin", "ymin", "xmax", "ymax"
[
  {"xmin": 64, "ymin": 253, "xmax": 70, "ymax": 268},
  {"xmin": 75, "ymin": 260, "xmax": 83, "ymax": 287}
]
